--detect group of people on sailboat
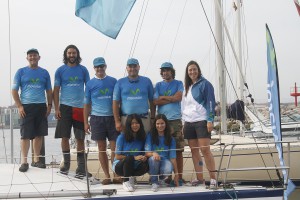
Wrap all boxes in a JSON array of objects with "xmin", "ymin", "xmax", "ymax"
[{"xmin": 12, "ymin": 44, "xmax": 217, "ymax": 192}]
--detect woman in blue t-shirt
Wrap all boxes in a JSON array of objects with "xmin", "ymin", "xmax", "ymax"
[
  {"xmin": 113, "ymin": 114, "xmax": 148, "ymax": 192},
  {"xmin": 145, "ymin": 114, "xmax": 179, "ymax": 192}
]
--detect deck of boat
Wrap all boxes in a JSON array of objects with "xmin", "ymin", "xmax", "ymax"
[{"xmin": 0, "ymin": 164, "xmax": 284, "ymax": 200}]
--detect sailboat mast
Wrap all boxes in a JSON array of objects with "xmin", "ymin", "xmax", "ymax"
[
  {"xmin": 214, "ymin": 0, "xmax": 227, "ymax": 134},
  {"xmin": 235, "ymin": 0, "xmax": 245, "ymax": 136}
]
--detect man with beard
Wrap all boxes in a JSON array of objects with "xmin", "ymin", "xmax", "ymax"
[
  {"xmin": 12, "ymin": 48, "xmax": 52, "ymax": 172},
  {"xmin": 153, "ymin": 62, "xmax": 185, "ymax": 185},
  {"xmin": 113, "ymin": 58, "xmax": 155, "ymax": 133},
  {"xmin": 53, "ymin": 44, "xmax": 90, "ymax": 176}
]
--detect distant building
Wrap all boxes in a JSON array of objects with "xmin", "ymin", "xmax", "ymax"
[{"xmin": 0, "ymin": 106, "xmax": 57, "ymax": 129}]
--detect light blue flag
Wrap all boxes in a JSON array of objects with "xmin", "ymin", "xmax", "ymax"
[
  {"xmin": 75, "ymin": 0, "xmax": 136, "ymax": 39},
  {"xmin": 266, "ymin": 24, "xmax": 296, "ymax": 200}
]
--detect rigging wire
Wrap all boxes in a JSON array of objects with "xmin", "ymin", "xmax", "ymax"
[
  {"xmin": 168, "ymin": 0, "xmax": 188, "ymax": 61},
  {"xmin": 144, "ymin": 0, "xmax": 174, "ymax": 75},
  {"xmin": 199, "ymin": 0, "xmax": 240, "ymax": 102},
  {"xmin": 124, "ymin": 0, "xmax": 148, "ymax": 77},
  {"xmin": 128, "ymin": 0, "xmax": 148, "ymax": 58}
]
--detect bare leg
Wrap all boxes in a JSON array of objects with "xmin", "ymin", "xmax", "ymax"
[
  {"xmin": 33, "ymin": 136, "xmax": 42, "ymax": 162},
  {"xmin": 199, "ymin": 138, "xmax": 216, "ymax": 179},
  {"xmin": 176, "ymin": 151, "xmax": 183, "ymax": 180},
  {"xmin": 98, "ymin": 140, "xmax": 110, "ymax": 178},
  {"xmin": 61, "ymin": 137, "xmax": 70, "ymax": 152},
  {"xmin": 21, "ymin": 139, "xmax": 30, "ymax": 164},
  {"xmin": 188, "ymin": 139, "xmax": 203, "ymax": 181},
  {"xmin": 76, "ymin": 138, "xmax": 85, "ymax": 153}
]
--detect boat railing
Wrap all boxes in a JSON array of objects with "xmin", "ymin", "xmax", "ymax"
[{"xmin": 216, "ymin": 141, "xmax": 291, "ymax": 189}]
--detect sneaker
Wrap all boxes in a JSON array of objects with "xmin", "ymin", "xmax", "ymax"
[
  {"xmin": 123, "ymin": 181, "xmax": 134, "ymax": 192},
  {"xmin": 75, "ymin": 167, "xmax": 92, "ymax": 177},
  {"xmin": 129, "ymin": 177, "xmax": 136, "ymax": 189},
  {"xmin": 19, "ymin": 163, "xmax": 29, "ymax": 172},
  {"xmin": 151, "ymin": 183, "xmax": 159, "ymax": 192},
  {"xmin": 159, "ymin": 179, "xmax": 168, "ymax": 187},
  {"xmin": 59, "ymin": 163, "xmax": 70, "ymax": 174},
  {"xmin": 209, "ymin": 179, "xmax": 217, "ymax": 190},
  {"xmin": 31, "ymin": 161, "xmax": 46, "ymax": 169},
  {"xmin": 191, "ymin": 179, "xmax": 205, "ymax": 186}
]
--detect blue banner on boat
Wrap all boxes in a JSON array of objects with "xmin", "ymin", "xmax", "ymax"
[
  {"xmin": 75, "ymin": 0, "xmax": 136, "ymax": 39},
  {"xmin": 266, "ymin": 24, "xmax": 295, "ymax": 200}
]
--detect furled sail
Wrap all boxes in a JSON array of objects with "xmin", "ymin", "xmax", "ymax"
[
  {"xmin": 266, "ymin": 24, "xmax": 295, "ymax": 200},
  {"xmin": 75, "ymin": 0, "xmax": 136, "ymax": 39}
]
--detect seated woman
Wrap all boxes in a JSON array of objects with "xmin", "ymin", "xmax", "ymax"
[
  {"xmin": 112, "ymin": 114, "xmax": 148, "ymax": 192},
  {"xmin": 145, "ymin": 114, "xmax": 179, "ymax": 192}
]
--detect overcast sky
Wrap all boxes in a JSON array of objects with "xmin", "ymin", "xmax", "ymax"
[{"xmin": 0, "ymin": 0, "xmax": 299, "ymax": 107}]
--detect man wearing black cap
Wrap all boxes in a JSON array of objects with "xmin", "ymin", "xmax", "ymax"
[
  {"xmin": 153, "ymin": 62, "xmax": 185, "ymax": 185},
  {"xmin": 12, "ymin": 48, "xmax": 52, "ymax": 172},
  {"xmin": 83, "ymin": 57, "xmax": 119, "ymax": 184}
]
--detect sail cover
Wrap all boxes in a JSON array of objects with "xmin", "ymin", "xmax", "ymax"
[
  {"xmin": 75, "ymin": 0, "xmax": 136, "ymax": 39},
  {"xmin": 266, "ymin": 24, "xmax": 295, "ymax": 200}
]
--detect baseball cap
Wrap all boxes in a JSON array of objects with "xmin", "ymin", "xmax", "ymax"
[
  {"xmin": 160, "ymin": 62, "xmax": 173, "ymax": 69},
  {"xmin": 93, "ymin": 57, "xmax": 106, "ymax": 67},
  {"xmin": 27, "ymin": 48, "xmax": 39, "ymax": 55},
  {"xmin": 127, "ymin": 58, "xmax": 139, "ymax": 65}
]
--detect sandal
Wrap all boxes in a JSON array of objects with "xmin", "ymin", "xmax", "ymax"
[
  {"xmin": 112, "ymin": 177, "xmax": 123, "ymax": 184},
  {"xmin": 102, "ymin": 178, "xmax": 112, "ymax": 185}
]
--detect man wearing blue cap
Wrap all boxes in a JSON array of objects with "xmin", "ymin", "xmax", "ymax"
[
  {"xmin": 113, "ymin": 58, "xmax": 155, "ymax": 133},
  {"xmin": 83, "ymin": 57, "xmax": 119, "ymax": 184},
  {"xmin": 12, "ymin": 48, "xmax": 52, "ymax": 172},
  {"xmin": 53, "ymin": 45, "xmax": 90, "ymax": 177},
  {"xmin": 153, "ymin": 62, "xmax": 185, "ymax": 185}
]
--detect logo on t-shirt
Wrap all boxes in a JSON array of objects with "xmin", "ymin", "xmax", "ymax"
[
  {"xmin": 164, "ymin": 90, "xmax": 171, "ymax": 96},
  {"xmin": 69, "ymin": 76, "xmax": 78, "ymax": 82},
  {"xmin": 67, "ymin": 76, "xmax": 80, "ymax": 86},
  {"xmin": 129, "ymin": 148, "xmax": 139, "ymax": 154},
  {"xmin": 28, "ymin": 78, "xmax": 41, "ymax": 88},
  {"xmin": 130, "ymin": 88, "xmax": 140, "ymax": 95},
  {"xmin": 97, "ymin": 88, "xmax": 111, "ymax": 99},
  {"xmin": 127, "ymin": 88, "xmax": 142, "ymax": 100},
  {"xmin": 155, "ymin": 146, "xmax": 164, "ymax": 152},
  {"xmin": 30, "ymin": 78, "xmax": 39, "ymax": 84},
  {"xmin": 99, "ymin": 88, "xmax": 109, "ymax": 95}
]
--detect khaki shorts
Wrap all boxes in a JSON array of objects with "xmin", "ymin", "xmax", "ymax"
[
  {"xmin": 169, "ymin": 119, "xmax": 185, "ymax": 152},
  {"xmin": 121, "ymin": 115, "xmax": 151, "ymax": 134}
]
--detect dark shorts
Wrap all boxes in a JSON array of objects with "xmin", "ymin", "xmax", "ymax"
[
  {"xmin": 55, "ymin": 104, "xmax": 85, "ymax": 140},
  {"xmin": 183, "ymin": 120, "xmax": 211, "ymax": 139},
  {"xmin": 20, "ymin": 103, "xmax": 48, "ymax": 140},
  {"xmin": 168, "ymin": 119, "xmax": 185, "ymax": 151},
  {"xmin": 90, "ymin": 115, "xmax": 119, "ymax": 141}
]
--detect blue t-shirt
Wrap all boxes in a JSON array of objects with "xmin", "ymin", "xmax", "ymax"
[
  {"xmin": 12, "ymin": 66, "xmax": 52, "ymax": 104},
  {"xmin": 84, "ymin": 76, "xmax": 117, "ymax": 116},
  {"xmin": 144, "ymin": 133, "xmax": 176, "ymax": 160},
  {"xmin": 154, "ymin": 79, "xmax": 184, "ymax": 120},
  {"xmin": 54, "ymin": 64, "xmax": 90, "ymax": 108},
  {"xmin": 112, "ymin": 132, "xmax": 145, "ymax": 170},
  {"xmin": 113, "ymin": 76, "xmax": 154, "ymax": 115}
]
